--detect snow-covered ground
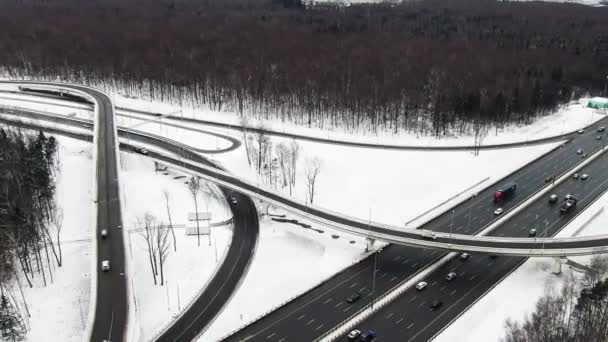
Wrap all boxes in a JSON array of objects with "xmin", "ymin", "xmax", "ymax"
[
  {"xmin": 0, "ymin": 84, "xmax": 602, "ymax": 342},
  {"xmin": 119, "ymin": 152, "xmax": 233, "ymax": 342},
  {"xmin": 201, "ymin": 215, "xmax": 370, "ymax": 341},
  {"xmin": 1, "ymin": 136, "xmax": 94, "ymax": 342},
  {"xmin": 435, "ymin": 190, "xmax": 608, "ymax": 342},
  {"xmin": 113, "ymin": 92, "xmax": 606, "ymax": 148}
]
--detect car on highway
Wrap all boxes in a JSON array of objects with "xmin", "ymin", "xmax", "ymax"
[
  {"xmin": 582, "ymin": 174, "xmax": 589, "ymax": 180},
  {"xmin": 422, "ymin": 231, "xmax": 437, "ymax": 240},
  {"xmin": 347, "ymin": 329, "xmax": 361, "ymax": 341},
  {"xmin": 577, "ymin": 149, "xmax": 583, "ymax": 154},
  {"xmin": 573, "ymin": 173, "xmax": 579, "ymax": 179},
  {"xmin": 136, "ymin": 147, "xmax": 149, "ymax": 155},
  {"xmin": 578, "ymin": 129, "xmax": 585, "ymax": 134},
  {"xmin": 101, "ymin": 229, "xmax": 108, "ymax": 239},
  {"xmin": 599, "ymin": 126, "xmax": 606, "ymax": 132},
  {"xmin": 445, "ymin": 272, "xmax": 457, "ymax": 281},
  {"xmin": 460, "ymin": 253, "xmax": 470, "ymax": 260},
  {"xmin": 529, "ymin": 229, "xmax": 537, "ymax": 237},
  {"xmin": 83, "ymin": 124, "xmax": 92, "ymax": 129},
  {"xmin": 430, "ymin": 300, "xmax": 443, "ymax": 310},
  {"xmin": 544, "ymin": 176, "xmax": 554, "ymax": 183},
  {"xmin": 346, "ymin": 292, "xmax": 361, "ymax": 304},
  {"xmin": 565, "ymin": 194, "xmax": 574, "ymax": 200},
  {"xmin": 493, "ymin": 207, "xmax": 504, "ymax": 216},
  {"xmin": 597, "ymin": 135, "xmax": 602, "ymax": 140},
  {"xmin": 582, "ymin": 153, "xmax": 588, "ymax": 158},
  {"xmin": 415, "ymin": 281, "xmax": 428, "ymax": 290},
  {"xmin": 549, "ymin": 194, "xmax": 558, "ymax": 203},
  {"xmin": 230, "ymin": 196, "xmax": 238, "ymax": 205},
  {"xmin": 101, "ymin": 260, "xmax": 110, "ymax": 272},
  {"xmin": 359, "ymin": 330, "xmax": 376, "ymax": 342}
]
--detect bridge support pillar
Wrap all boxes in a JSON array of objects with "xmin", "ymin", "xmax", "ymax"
[
  {"xmin": 552, "ymin": 257, "xmax": 565, "ymax": 275},
  {"xmin": 365, "ymin": 238, "xmax": 375, "ymax": 252}
]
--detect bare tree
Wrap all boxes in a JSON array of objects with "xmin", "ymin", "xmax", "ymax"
[
  {"xmin": 155, "ymin": 223, "xmax": 171, "ymax": 286},
  {"xmin": 240, "ymin": 115, "xmax": 252, "ymax": 166},
  {"xmin": 44, "ymin": 208, "xmax": 63, "ymax": 267},
  {"xmin": 305, "ymin": 157, "xmax": 322, "ymax": 204},
  {"xmin": 275, "ymin": 143, "xmax": 290, "ymax": 190},
  {"xmin": 253, "ymin": 125, "xmax": 271, "ymax": 174},
  {"xmin": 187, "ymin": 176, "xmax": 202, "ymax": 247},
  {"xmin": 138, "ymin": 214, "xmax": 158, "ymax": 285},
  {"xmin": 163, "ymin": 190, "xmax": 177, "ymax": 252},
  {"xmin": 289, "ymin": 140, "xmax": 300, "ymax": 193}
]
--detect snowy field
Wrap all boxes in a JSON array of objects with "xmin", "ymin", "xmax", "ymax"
[
  {"xmin": 435, "ymin": 190, "xmax": 608, "ymax": 342},
  {"xmin": 0, "ymin": 84, "xmax": 603, "ymax": 342},
  {"xmin": 0, "ymin": 136, "xmax": 95, "ymax": 342},
  {"xmin": 113, "ymin": 92, "xmax": 606, "ymax": 148},
  {"xmin": 118, "ymin": 152, "xmax": 233, "ymax": 342}
]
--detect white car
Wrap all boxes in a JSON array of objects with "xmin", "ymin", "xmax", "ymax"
[
  {"xmin": 101, "ymin": 260, "xmax": 110, "ymax": 272},
  {"xmin": 445, "ymin": 272, "xmax": 457, "ymax": 281},
  {"xmin": 416, "ymin": 281, "xmax": 428, "ymax": 290},
  {"xmin": 573, "ymin": 173, "xmax": 579, "ymax": 179},
  {"xmin": 347, "ymin": 329, "xmax": 361, "ymax": 341},
  {"xmin": 576, "ymin": 149, "xmax": 583, "ymax": 154},
  {"xmin": 494, "ymin": 208, "xmax": 504, "ymax": 216},
  {"xmin": 581, "ymin": 174, "xmax": 589, "ymax": 180},
  {"xmin": 101, "ymin": 229, "xmax": 108, "ymax": 239},
  {"xmin": 577, "ymin": 129, "xmax": 585, "ymax": 134}
]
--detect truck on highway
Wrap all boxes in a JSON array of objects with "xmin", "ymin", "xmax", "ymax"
[
  {"xmin": 494, "ymin": 182, "xmax": 517, "ymax": 202},
  {"xmin": 560, "ymin": 197, "xmax": 578, "ymax": 214}
]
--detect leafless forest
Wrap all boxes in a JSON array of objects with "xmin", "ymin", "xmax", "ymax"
[
  {"xmin": 503, "ymin": 257, "xmax": 608, "ymax": 342},
  {"xmin": 0, "ymin": 0, "xmax": 607, "ymax": 136}
]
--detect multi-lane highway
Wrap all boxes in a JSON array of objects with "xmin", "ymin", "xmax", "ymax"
[
  {"xmin": 338, "ymin": 148, "xmax": 608, "ymax": 342},
  {"xmin": 223, "ymin": 119, "xmax": 608, "ymax": 341},
  {"xmin": 3, "ymin": 83, "xmax": 608, "ymax": 342}
]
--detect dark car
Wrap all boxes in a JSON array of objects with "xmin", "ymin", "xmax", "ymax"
[
  {"xmin": 430, "ymin": 300, "xmax": 443, "ymax": 310},
  {"xmin": 544, "ymin": 176, "xmax": 554, "ymax": 183},
  {"xmin": 346, "ymin": 292, "xmax": 361, "ymax": 304},
  {"xmin": 359, "ymin": 330, "xmax": 377, "ymax": 342}
]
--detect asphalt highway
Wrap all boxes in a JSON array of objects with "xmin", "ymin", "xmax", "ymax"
[
  {"xmin": 341, "ymin": 149, "xmax": 608, "ymax": 342},
  {"xmin": 154, "ymin": 190, "xmax": 259, "ymax": 342},
  {"xmin": 223, "ymin": 120, "xmax": 608, "ymax": 341},
  {"xmin": 0, "ymin": 113, "xmax": 261, "ymax": 342},
  {"xmin": 0, "ymin": 86, "xmax": 259, "ymax": 342},
  {"xmin": 4, "ymin": 88, "xmax": 608, "ymax": 342}
]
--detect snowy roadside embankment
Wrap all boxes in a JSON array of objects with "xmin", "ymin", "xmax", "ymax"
[
  {"xmin": 119, "ymin": 152, "xmax": 233, "ymax": 342},
  {"xmin": 434, "ymin": 187, "xmax": 608, "ymax": 342}
]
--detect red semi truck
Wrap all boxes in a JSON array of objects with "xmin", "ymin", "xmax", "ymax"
[{"xmin": 494, "ymin": 182, "xmax": 517, "ymax": 202}]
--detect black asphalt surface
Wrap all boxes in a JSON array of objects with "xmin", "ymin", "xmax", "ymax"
[
  {"xmin": 21, "ymin": 83, "xmax": 132, "ymax": 342},
  {"xmin": 154, "ymin": 190, "xmax": 259, "ymax": 342},
  {"xmin": 341, "ymin": 149, "xmax": 608, "ymax": 342}
]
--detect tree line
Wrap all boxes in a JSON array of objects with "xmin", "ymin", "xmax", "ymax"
[
  {"xmin": 503, "ymin": 256, "xmax": 608, "ymax": 342},
  {"xmin": 0, "ymin": 128, "xmax": 62, "ymax": 340},
  {"xmin": 0, "ymin": 0, "xmax": 606, "ymax": 137}
]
